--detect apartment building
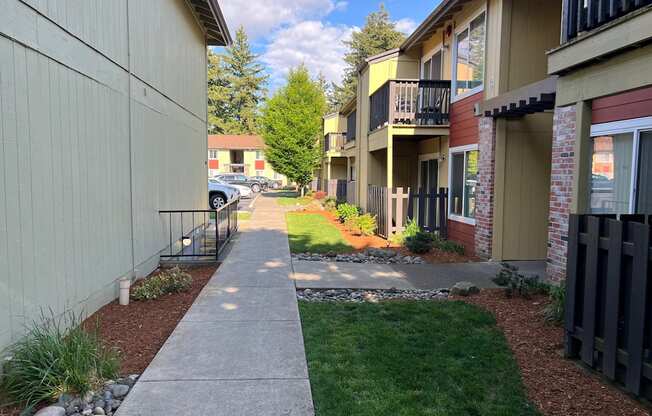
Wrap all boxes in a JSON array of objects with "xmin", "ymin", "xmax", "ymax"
[
  {"xmin": 0, "ymin": 0, "xmax": 230, "ymax": 349},
  {"xmin": 208, "ymin": 134, "xmax": 287, "ymax": 184}
]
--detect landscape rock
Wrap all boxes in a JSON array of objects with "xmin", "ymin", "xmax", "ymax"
[
  {"xmin": 109, "ymin": 384, "xmax": 130, "ymax": 399},
  {"xmin": 450, "ymin": 281, "xmax": 480, "ymax": 297},
  {"xmin": 297, "ymin": 288, "xmax": 449, "ymax": 302},
  {"xmin": 35, "ymin": 406, "xmax": 66, "ymax": 416},
  {"xmin": 93, "ymin": 407, "xmax": 105, "ymax": 415},
  {"xmin": 293, "ymin": 251, "xmax": 424, "ymax": 265}
]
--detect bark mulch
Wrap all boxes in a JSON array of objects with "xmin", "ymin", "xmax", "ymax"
[
  {"xmin": 85, "ymin": 264, "xmax": 217, "ymax": 375},
  {"xmin": 300, "ymin": 209, "xmax": 478, "ymax": 264},
  {"xmin": 460, "ymin": 289, "xmax": 650, "ymax": 416}
]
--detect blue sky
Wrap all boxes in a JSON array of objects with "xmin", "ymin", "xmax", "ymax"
[{"xmin": 218, "ymin": 1, "xmax": 441, "ymax": 90}]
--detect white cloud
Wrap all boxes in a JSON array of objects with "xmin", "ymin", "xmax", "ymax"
[
  {"xmin": 261, "ymin": 21, "xmax": 354, "ymax": 89},
  {"xmin": 395, "ymin": 18, "xmax": 418, "ymax": 35},
  {"xmin": 220, "ymin": 0, "xmax": 343, "ymax": 40}
]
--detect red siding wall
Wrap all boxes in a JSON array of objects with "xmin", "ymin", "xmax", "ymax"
[
  {"xmin": 449, "ymin": 92, "xmax": 483, "ymax": 147},
  {"xmin": 255, "ymin": 160, "xmax": 265, "ymax": 170},
  {"xmin": 448, "ymin": 92, "xmax": 483, "ymax": 251},
  {"xmin": 592, "ymin": 85, "xmax": 652, "ymax": 124},
  {"xmin": 448, "ymin": 220, "xmax": 475, "ymax": 254},
  {"xmin": 208, "ymin": 159, "xmax": 219, "ymax": 169}
]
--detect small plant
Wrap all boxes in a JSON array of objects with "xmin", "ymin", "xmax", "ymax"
[
  {"xmin": 432, "ymin": 236, "xmax": 465, "ymax": 255},
  {"xmin": 336, "ymin": 203, "xmax": 360, "ymax": 223},
  {"xmin": 1, "ymin": 312, "xmax": 119, "ymax": 408},
  {"xmin": 313, "ymin": 191, "xmax": 327, "ymax": 200},
  {"xmin": 543, "ymin": 281, "xmax": 566, "ymax": 325},
  {"xmin": 405, "ymin": 231, "xmax": 436, "ymax": 254},
  {"xmin": 493, "ymin": 263, "xmax": 547, "ymax": 298},
  {"xmin": 355, "ymin": 214, "xmax": 377, "ymax": 236},
  {"xmin": 131, "ymin": 266, "xmax": 192, "ymax": 301},
  {"xmin": 322, "ymin": 197, "xmax": 337, "ymax": 211},
  {"xmin": 389, "ymin": 219, "xmax": 420, "ymax": 246}
]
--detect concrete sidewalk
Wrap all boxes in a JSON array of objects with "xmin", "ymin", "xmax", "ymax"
[
  {"xmin": 291, "ymin": 260, "xmax": 546, "ymax": 290},
  {"xmin": 117, "ymin": 196, "xmax": 314, "ymax": 416}
]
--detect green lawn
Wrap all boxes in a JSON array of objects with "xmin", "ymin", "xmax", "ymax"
[
  {"xmin": 276, "ymin": 192, "xmax": 314, "ymax": 206},
  {"xmin": 286, "ymin": 213, "xmax": 353, "ymax": 254},
  {"xmin": 299, "ymin": 301, "xmax": 539, "ymax": 416}
]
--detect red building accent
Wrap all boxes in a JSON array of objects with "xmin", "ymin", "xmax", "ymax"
[
  {"xmin": 592, "ymin": 85, "xmax": 652, "ymax": 124},
  {"xmin": 447, "ymin": 92, "xmax": 483, "ymax": 252},
  {"xmin": 255, "ymin": 160, "xmax": 265, "ymax": 170},
  {"xmin": 449, "ymin": 92, "xmax": 483, "ymax": 147},
  {"xmin": 208, "ymin": 159, "xmax": 219, "ymax": 169}
]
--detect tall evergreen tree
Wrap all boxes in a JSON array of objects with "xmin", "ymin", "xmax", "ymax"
[
  {"xmin": 332, "ymin": 4, "xmax": 405, "ymax": 108},
  {"xmin": 261, "ymin": 66, "xmax": 326, "ymax": 192},
  {"xmin": 208, "ymin": 27, "xmax": 268, "ymax": 134}
]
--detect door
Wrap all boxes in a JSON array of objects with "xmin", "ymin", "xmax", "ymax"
[{"xmin": 419, "ymin": 158, "xmax": 438, "ymax": 191}]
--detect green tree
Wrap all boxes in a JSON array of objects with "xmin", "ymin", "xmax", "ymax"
[
  {"xmin": 208, "ymin": 27, "xmax": 268, "ymax": 134},
  {"xmin": 262, "ymin": 66, "xmax": 326, "ymax": 192},
  {"xmin": 332, "ymin": 4, "xmax": 405, "ymax": 108}
]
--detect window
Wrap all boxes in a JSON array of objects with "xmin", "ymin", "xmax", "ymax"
[
  {"xmin": 255, "ymin": 150, "xmax": 263, "ymax": 160},
  {"xmin": 589, "ymin": 118, "xmax": 652, "ymax": 214},
  {"xmin": 452, "ymin": 11, "xmax": 486, "ymax": 99},
  {"xmin": 449, "ymin": 146, "xmax": 479, "ymax": 222},
  {"xmin": 422, "ymin": 50, "xmax": 442, "ymax": 80},
  {"xmin": 256, "ymin": 170, "xmax": 264, "ymax": 177},
  {"xmin": 350, "ymin": 165, "xmax": 356, "ymax": 182},
  {"xmin": 208, "ymin": 149, "xmax": 218, "ymax": 159}
]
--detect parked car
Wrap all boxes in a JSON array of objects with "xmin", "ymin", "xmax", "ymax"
[
  {"xmin": 208, "ymin": 179, "xmax": 242, "ymax": 209},
  {"xmin": 215, "ymin": 173, "xmax": 265, "ymax": 192},
  {"xmin": 250, "ymin": 176, "xmax": 282, "ymax": 190}
]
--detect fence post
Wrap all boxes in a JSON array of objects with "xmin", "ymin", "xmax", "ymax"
[
  {"xmin": 602, "ymin": 218, "xmax": 623, "ymax": 380},
  {"xmin": 564, "ymin": 214, "xmax": 580, "ymax": 358},
  {"xmin": 395, "ymin": 187, "xmax": 404, "ymax": 234},
  {"xmin": 580, "ymin": 216, "xmax": 600, "ymax": 367},
  {"xmin": 385, "ymin": 187, "xmax": 392, "ymax": 239},
  {"xmin": 438, "ymin": 187, "xmax": 447, "ymax": 238}
]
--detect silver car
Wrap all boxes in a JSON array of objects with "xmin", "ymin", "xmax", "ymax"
[{"xmin": 208, "ymin": 179, "xmax": 239, "ymax": 209}]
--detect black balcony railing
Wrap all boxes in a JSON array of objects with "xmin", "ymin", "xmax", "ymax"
[
  {"xmin": 562, "ymin": 0, "xmax": 652, "ymax": 43},
  {"xmin": 369, "ymin": 79, "xmax": 451, "ymax": 132}
]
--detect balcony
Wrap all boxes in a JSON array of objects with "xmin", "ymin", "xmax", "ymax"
[
  {"xmin": 369, "ymin": 79, "xmax": 451, "ymax": 132},
  {"xmin": 562, "ymin": 0, "xmax": 652, "ymax": 43},
  {"xmin": 324, "ymin": 133, "xmax": 346, "ymax": 153}
]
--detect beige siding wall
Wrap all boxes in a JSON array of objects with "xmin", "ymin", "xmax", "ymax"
[{"xmin": 0, "ymin": 0, "xmax": 208, "ymax": 349}]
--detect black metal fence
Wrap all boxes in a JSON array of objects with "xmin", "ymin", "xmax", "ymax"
[
  {"xmin": 562, "ymin": 0, "xmax": 652, "ymax": 43},
  {"xmin": 159, "ymin": 198, "xmax": 239, "ymax": 261},
  {"xmin": 565, "ymin": 214, "xmax": 652, "ymax": 399}
]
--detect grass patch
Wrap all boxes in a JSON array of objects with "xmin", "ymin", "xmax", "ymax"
[
  {"xmin": 300, "ymin": 301, "xmax": 539, "ymax": 416},
  {"xmin": 276, "ymin": 192, "xmax": 314, "ymax": 206},
  {"xmin": 237, "ymin": 211, "xmax": 252, "ymax": 221},
  {"xmin": 286, "ymin": 213, "xmax": 353, "ymax": 254}
]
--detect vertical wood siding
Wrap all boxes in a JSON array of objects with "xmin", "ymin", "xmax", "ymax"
[
  {"xmin": 449, "ymin": 92, "xmax": 483, "ymax": 147},
  {"xmin": 0, "ymin": 0, "xmax": 208, "ymax": 348},
  {"xmin": 592, "ymin": 85, "xmax": 652, "ymax": 124}
]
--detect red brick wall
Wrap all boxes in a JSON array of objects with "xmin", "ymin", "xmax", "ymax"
[
  {"xmin": 547, "ymin": 105, "xmax": 576, "ymax": 282},
  {"xmin": 592, "ymin": 85, "xmax": 652, "ymax": 124},
  {"xmin": 450, "ymin": 92, "xmax": 483, "ymax": 147},
  {"xmin": 475, "ymin": 117, "xmax": 496, "ymax": 259},
  {"xmin": 448, "ymin": 92, "xmax": 483, "ymax": 250}
]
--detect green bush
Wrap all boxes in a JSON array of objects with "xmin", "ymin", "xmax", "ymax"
[
  {"xmin": 389, "ymin": 219, "xmax": 420, "ymax": 245},
  {"xmin": 432, "ymin": 236, "xmax": 465, "ymax": 255},
  {"xmin": 355, "ymin": 214, "xmax": 377, "ymax": 236},
  {"xmin": 543, "ymin": 281, "xmax": 566, "ymax": 325},
  {"xmin": 493, "ymin": 263, "xmax": 547, "ymax": 298},
  {"xmin": 1, "ymin": 312, "xmax": 119, "ymax": 408},
  {"xmin": 336, "ymin": 203, "xmax": 360, "ymax": 223},
  {"xmin": 131, "ymin": 266, "xmax": 192, "ymax": 301},
  {"xmin": 405, "ymin": 231, "xmax": 436, "ymax": 254}
]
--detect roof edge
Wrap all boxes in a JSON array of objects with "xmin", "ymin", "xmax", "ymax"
[{"xmin": 401, "ymin": 0, "xmax": 464, "ymax": 51}]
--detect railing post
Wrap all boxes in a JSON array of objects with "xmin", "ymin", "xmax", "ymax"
[{"xmin": 215, "ymin": 208, "xmax": 220, "ymax": 261}]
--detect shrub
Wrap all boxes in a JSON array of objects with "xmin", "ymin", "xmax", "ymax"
[
  {"xmin": 389, "ymin": 219, "xmax": 420, "ymax": 246},
  {"xmin": 131, "ymin": 266, "xmax": 192, "ymax": 301},
  {"xmin": 493, "ymin": 263, "xmax": 547, "ymax": 298},
  {"xmin": 355, "ymin": 214, "xmax": 377, "ymax": 236},
  {"xmin": 405, "ymin": 231, "xmax": 436, "ymax": 254},
  {"xmin": 322, "ymin": 197, "xmax": 337, "ymax": 211},
  {"xmin": 336, "ymin": 203, "xmax": 360, "ymax": 223},
  {"xmin": 313, "ymin": 191, "xmax": 327, "ymax": 200},
  {"xmin": 543, "ymin": 281, "xmax": 566, "ymax": 325},
  {"xmin": 432, "ymin": 236, "xmax": 465, "ymax": 255},
  {"xmin": 1, "ymin": 312, "xmax": 119, "ymax": 408}
]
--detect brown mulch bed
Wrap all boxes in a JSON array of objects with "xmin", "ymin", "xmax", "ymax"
[
  {"xmin": 85, "ymin": 264, "xmax": 217, "ymax": 375},
  {"xmin": 298, "ymin": 209, "xmax": 478, "ymax": 264},
  {"xmin": 459, "ymin": 289, "xmax": 650, "ymax": 416}
]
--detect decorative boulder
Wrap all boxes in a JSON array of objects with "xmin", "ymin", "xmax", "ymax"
[
  {"xmin": 450, "ymin": 281, "xmax": 480, "ymax": 297},
  {"xmin": 35, "ymin": 406, "xmax": 66, "ymax": 416},
  {"xmin": 365, "ymin": 248, "xmax": 397, "ymax": 258}
]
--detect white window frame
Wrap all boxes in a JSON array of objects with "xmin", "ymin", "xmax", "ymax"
[
  {"xmin": 255, "ymin": 150, "xmax": 264, "ymax": 160},
  {"xmin": 421, "ymin": 45, "xmax": 443, "ymax": 80},
  {"xmin": 208, "ymin": 149, "xmax": 218, "ymax": 159},
  {"xmin": 451, "ymin": 7, "xmax": 487, "ymax": 103},
  {"xmin": 590, "ymin": 116, "xmax": 652, "ymax": 213},
  {"xmin": 448, "ymin": 144, "xmax": 478, "ymax": 225}
]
